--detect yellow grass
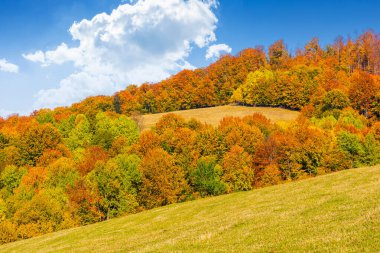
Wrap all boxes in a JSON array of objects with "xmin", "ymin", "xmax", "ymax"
[{"xmin": 140, "ymin": 105, "xmax": 300, "ymax": 130}]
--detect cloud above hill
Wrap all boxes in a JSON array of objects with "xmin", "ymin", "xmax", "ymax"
[
  {"xmin": 205, "ymin": 43, "xmax": 232, "ymax": 59},
  {"xmin": 23, "ymin": 0, "xmax": 220, "ymax": 109}
]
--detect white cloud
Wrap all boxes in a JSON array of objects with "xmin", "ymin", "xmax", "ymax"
[
  {"xmin": 0, "ymin": 59, "xmax": 19, "ymax": 73},
  {"xmin": 24, "ymin": 0, "xmax": 219, "ymax": 109},
  {"xmin": 22, "ymin": 51, "xmax": 45, "ymax": 64},
  {"xmin": 205, "ymin": 43, "xmax": 232, "ymax": 59}
]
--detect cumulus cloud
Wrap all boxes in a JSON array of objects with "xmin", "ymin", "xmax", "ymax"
[
  {"xmin": 23, "ymin": 0, "xmax": 219, "ymax": 109},
  {"xmin": 0, "ymin": 59, "xmax": 19, "ymax": 73},
  {"xmin": 22, "ymin": 50, "xmax": 45, "ymax": 64},
  {"xmin": 205, "ymin": 43, "xmax": 232, "ymax": 59}
]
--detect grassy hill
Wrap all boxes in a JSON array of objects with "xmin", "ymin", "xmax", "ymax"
[
  {"xmin": 1, "ymin": 165, "xmax": 379, "ymax": 252},
  {"xmin": 140, "ymin": 105, "xmax": 300, "ymax": 130}
]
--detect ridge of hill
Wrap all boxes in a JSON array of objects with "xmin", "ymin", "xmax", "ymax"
[{"xmin": 1, "ymin": 165, "xmax": 379, "ymax": 252}]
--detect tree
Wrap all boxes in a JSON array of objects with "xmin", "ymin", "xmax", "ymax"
[
  {"xmin": 362, "ymin": 133, "xmax": 380, "ymax": 165},
  {"xmin": 92, "ymin": 112, "xmax": 113, "ymax": 149},
  {"xmin": 19, "ymin": 123, "xmax": 61, "ymax": 166},
  {"xmin": 269, "ymin": 40, "xmax": 290, "ymax": 69},
  {"xmin": 138, "ymin": 148, "xmax": 188, "ymax": 209},
  {"xmin": 322, "ymin": 89, "xmax": 350, "ymax": 111},
  {"xmin": 193, "ymin": 157, "xmax": 225, "ymax": 197},
  {"xmin": 66, "ymin": 114, "xmax": 92, "ymax": 150},
  {"xmin": 0, "ymin": 165, "xmax": 27, "ymax": 199},
  {"xmin": 162, "ymin": 127, "xmax": 198, "ymax": 178},
  {"xmin": 355, "ymin": 31, "xmax": 380, "ymax": 74},
  {"xmin": 155, "ymin": 113, "xmax": 186, "ymax": 135},
  {"xmin": 253, "ymin": 132, "xmax": 303, "ymax": 181},
  {"xmin": 0, "ymin": 146, "xmax": 22, "ymax": 169},
  {"xmin": 67, "ymin": 179, "xmax": 103, "ymax": 225},
  {"xmin": 290, "ymin": 121, "xmax": 328, "ymax": 175},
  {"xmin": 219, "ymin": 116, "xmax": 264, "ymax": 154},
  {"xmin": 78, "ymin": 146, "xmax": 108, "ymax": 175},
  {"xmin": 134, "ymin": 131, "xmax": 161, "ymax": 156},
  {"xmin": 0, "ymin": 221, "xmax": 17, "ymax": 244},
  {"xmin": 222, "ymin": 145, "xmax": 254, "ymax": 193},
  {"xmin": 112, "ymin": 115, "xmax": 139, "ymax": 145},
  {"xmin": 33, "ymin": 109, "xmax": 55, "ymax": 125},
  {"xmin": 87, "ymin": 154, "xmax": 141, "ymax": 219},
  {"xmin": 275, "ymin": 65, "xmax": 320, "ymax": 109},
  {"xmin": 12, "ymin": 192, "xmax": 66, "ymax": 239},
  {"xmin": 337, "ymin": 131, "xmax": 365, "ymax": 167},
  {"xmin": 349, "ymin": 70, "xmax": 379, "ymax": 117},
  {"xmin": 232, "ymin": 69, "xmax": 275, "ymax": 106},
  {"xmin": 45, "ymin": 158, "xmax": 79, "ymax": 190},
  {"xmin": 196, "ymin": 126, "xmax": 226, "ymax": 161},
  {"xmin": 304, "ymin": 37, "xmax": 323, "ymax": 63},
  {"xmin": 92, "ymin": 113, "xmax": 139, "ymax": 150}
]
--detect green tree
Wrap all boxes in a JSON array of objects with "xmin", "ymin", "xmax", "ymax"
[
  {"xmin": 362, "ymin": 133, "xmax": 380, "ymax": 165},
  {"xmin": 92, "ymin": 112, "xmax": 139, "ymax": 150},
  {"xmin": 0, "ymin": 165, "xmax": 27, "ymax": 199},
  {"xmin": 337, "ymin": 131, "xmax": 365, "ymax": 167},
  {"xmin": 87, "ymin": 154, "xmax": 141, "ymax": 219},
  {"xmin": 322, "ymin": 89, "xmax": 350, "ymax": 111},
  {"xmin": 193, "ymin": 157, "xmax": 225, "ymax": 197},
  {"xmin": 45, "ymin": 158, "xmax": 79, "ymax": 190},
  {"xmin": 66, "ymin": 114, "xmax": 92, "ymax": 150}
]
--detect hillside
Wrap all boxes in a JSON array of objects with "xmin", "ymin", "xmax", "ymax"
[
  {"xmin": 1, "ymin": 165, "xmax": 379, "ymax": 252},
  {"xmin": 1, "ymin": 29, "xmax": 380, "ymax": 246},
  {"xmin": 140, "ymin": 105, "xmax": 300, "ymax": 130}
]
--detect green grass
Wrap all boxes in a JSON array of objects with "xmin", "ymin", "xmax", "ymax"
[
  {"xmin": 140, "ymin": 105, "xmax": 300, "ymax": 130},
  {"xmin": 1, "ymin": 166, "xmax": 380, "ymax": 252}
]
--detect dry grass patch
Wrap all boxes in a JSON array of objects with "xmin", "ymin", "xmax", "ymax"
[{"xmin": 140, "ymin": 105, "xmax": 299, "ymax": 130}]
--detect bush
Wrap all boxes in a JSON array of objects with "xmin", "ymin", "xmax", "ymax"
[{"xmin": 0, "ymin": 221, "xmax": 17, "ymax": 244}]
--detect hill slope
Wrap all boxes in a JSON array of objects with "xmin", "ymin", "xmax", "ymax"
[
  {"xmin": 1, "ymin": 166, "xmax": 379, "ymax": 252},
  {"xmin": 141, "ymin": 105, "xmax": 300, "ymax": 130}
]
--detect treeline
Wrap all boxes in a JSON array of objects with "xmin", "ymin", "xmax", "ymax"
[
  {"xmin": 0, "ymin": 30, "xmax": 380, "ymax": 243},
  {"xmin": 55, "ymin": 30, "xmax": 380, "ymax": 119}
]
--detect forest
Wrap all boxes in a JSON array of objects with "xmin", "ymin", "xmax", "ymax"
[{"xmin": 0, "ymin": 30, "xmax": 380, "ymax": 243}]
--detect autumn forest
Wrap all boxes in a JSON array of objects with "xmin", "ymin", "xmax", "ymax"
[{"xmin": 1, "ymin": 30, "xmax": 380, "ymax": 243}]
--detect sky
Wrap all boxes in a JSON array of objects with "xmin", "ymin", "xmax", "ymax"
[{"xmin": 0, "ymin": 0, "xmax": 379, "ymax": 117}]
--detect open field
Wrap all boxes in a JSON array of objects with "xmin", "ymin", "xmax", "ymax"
[
  {"xmin": 1, "ymin": 165, "xmax": 379, "ymax": 252},
  {"xmin": 140, "ymin": 105, "xmax": 300, "ymax": 130}
]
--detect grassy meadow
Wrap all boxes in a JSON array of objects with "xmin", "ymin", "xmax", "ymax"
[
  {"xmin": 140, "ymin": 105, "xmax": 300, "ymax": 130},
  {"xmin": 1, "ymin": 165, "xmax": 379, "ymax": 252}
]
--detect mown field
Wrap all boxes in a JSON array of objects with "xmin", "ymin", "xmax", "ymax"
[
  {"xmin": 140, "ymin": 105, "xmax": 300, "ymax": 130},
  {"xmin": 1, "ymin": 165, "xmax": 379, "ymax": 252}
]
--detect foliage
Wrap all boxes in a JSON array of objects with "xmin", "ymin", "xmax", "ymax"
[
  {"xmin": 321, "ymin": 89, "xmax": 350, "ymax": 111},
  {"xmin": 193, "ymin": 157, "xmax": 225, "ymax": 197},
  {"xmin": 138, "ymin": 148, "xmax": 188, "ymax": 209},
  {"xmin": 87, "ymin": 154, "xmax": 141, "ymax": 219},
  {"xmin": 1, "ymin": 30, "xmax": 380, "ymax": 244},
  {"xmin": 222, "ymin": 145, "xmax": 254, "ymax": 193}
]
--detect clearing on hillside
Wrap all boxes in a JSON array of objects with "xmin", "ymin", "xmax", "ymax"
[
  {"xmin": 140, "ymin": 105, "xmax": 300, "ymax": 130},
  {"xmin": 1, "ymin": 165, "xmax": 379, "ymax": 252}
]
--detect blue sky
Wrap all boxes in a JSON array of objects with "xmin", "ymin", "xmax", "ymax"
[{"xmin": 0, "ymin": 0, "xmax": 379, "ymax": 116}]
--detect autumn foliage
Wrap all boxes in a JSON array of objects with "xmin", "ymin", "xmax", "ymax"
[{"xmin": 1, "ymin": 30, "xmax": 380, "ymax": 244}]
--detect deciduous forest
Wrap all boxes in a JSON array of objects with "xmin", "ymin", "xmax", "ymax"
[{"xmin": 1, "ymin": 30, "xmax": 380, "ymax": 243}]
